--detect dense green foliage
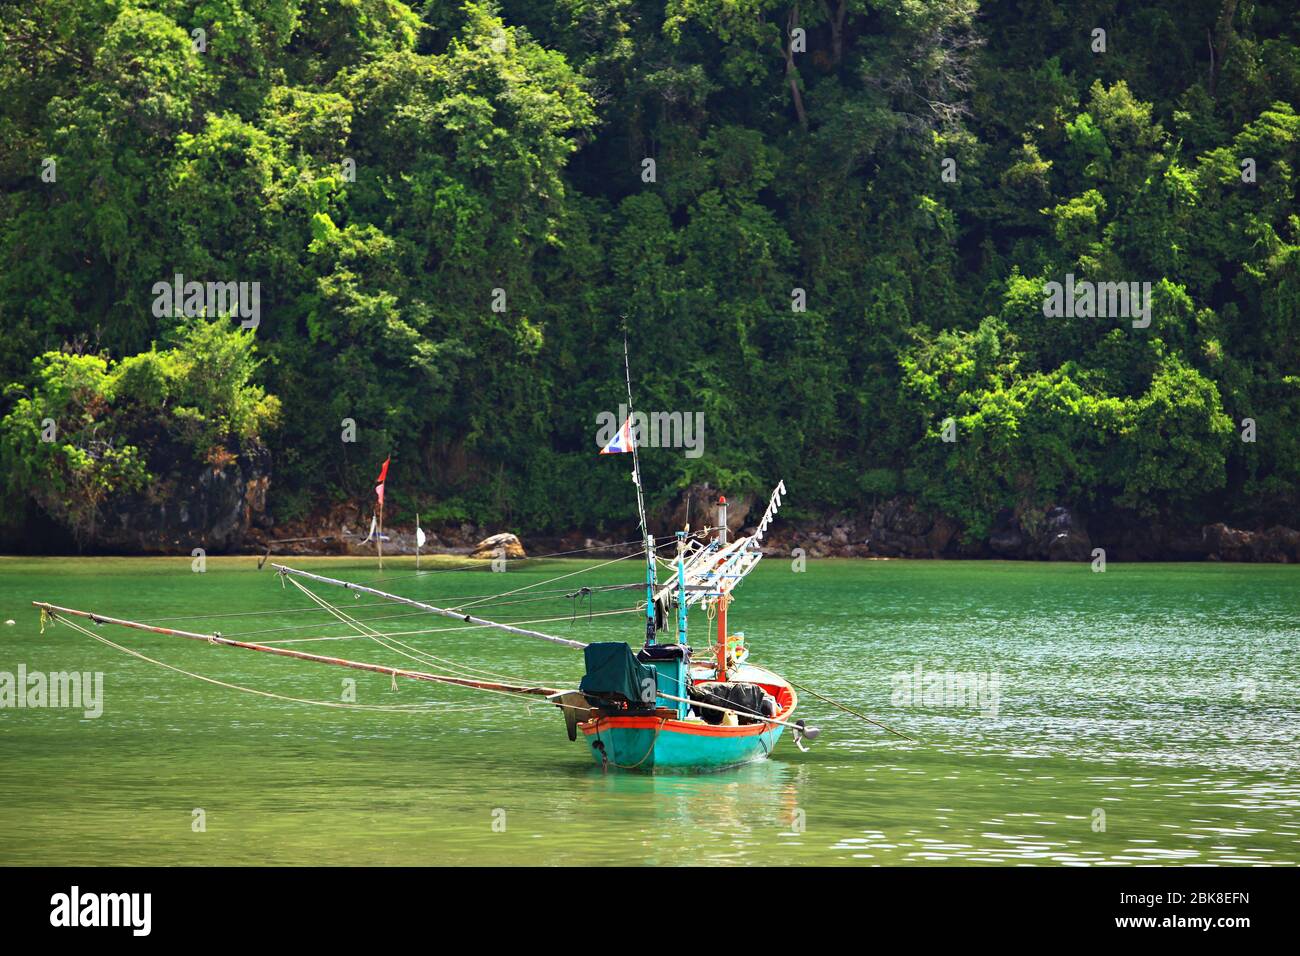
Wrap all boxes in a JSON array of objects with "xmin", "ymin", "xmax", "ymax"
[
  {"xmin": 0, "ymin": 319, "xmax": 278, "ymax": 543},
  {"xmin": 1, "ymin": 0, "xmax": 1297, "ymax": 544}
]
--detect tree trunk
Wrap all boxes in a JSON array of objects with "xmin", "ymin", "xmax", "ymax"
[
  {"xmin": 823, "ymin": 0, "xmax": 848, "ymax": 67},
  {"xmin": 786, "ymin": 6, "xmax": 809, "ymax": 129},
  {"xmin": 1208, "ymin": 0, "xmax": 1238, "ymax": 98}
]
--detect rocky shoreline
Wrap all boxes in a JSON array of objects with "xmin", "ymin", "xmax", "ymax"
[
  {"xmin": 10, "ymin": 456, "xmax": 1299, "ymax": 563},
  {"xmin": 746, "ymin": 502, "xmax": 1300, "ymax": 563},
  {"xmin": 247, "ymin": 491, "xmax": 1300, "ymax": 565}
]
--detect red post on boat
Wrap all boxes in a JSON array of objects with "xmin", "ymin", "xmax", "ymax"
[{"xmin": 717, "ymin": 496, "xmax": 728, "ymax": 678}]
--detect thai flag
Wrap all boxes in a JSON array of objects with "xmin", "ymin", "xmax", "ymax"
[{"xmin": 599, "ymin": 416, "xmax": 636, "ymax": 455}]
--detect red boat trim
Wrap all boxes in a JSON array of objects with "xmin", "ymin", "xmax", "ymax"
[{"xmin": 580, "ymin": 684, "xmax": 797, "ymax": 738}]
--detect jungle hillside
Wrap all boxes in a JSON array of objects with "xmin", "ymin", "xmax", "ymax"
[{"xmin": 1, "ymin": 1, "xmax": 1298, "ymax": 559}]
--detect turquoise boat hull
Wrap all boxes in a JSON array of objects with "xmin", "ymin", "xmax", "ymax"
[
  {"xmin": 583, "ymin": 718, "xmax": 786, "ymax": 772},
  {"xmin": 578, "ymin": 664, "xmax": 797, "ymax": 773}
]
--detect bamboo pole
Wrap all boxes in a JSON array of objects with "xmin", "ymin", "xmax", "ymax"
[
  {"xmin": 34, "ymin": 602, "xmax": 833, "ymax": 739},
  {"xmin": 32, "ymin": 602, "xmax": 562, "ymax": 697},
  {"xmin": 271, "ymin": 564, "xmax": 589, "ymax": 650}
]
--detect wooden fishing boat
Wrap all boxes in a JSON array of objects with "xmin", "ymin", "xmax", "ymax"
[
  {"xmin": 31, "ymin": 347, "xmax": 859, "ymax": 773},
  {"xmin": 579, "ymin": 663, "xmax": 798, "ymax": 772},
  {"xmin": 32, "ymin": 483, "xmax": 811, "ymax": 774},
  {"xmin": 546, "ymin": 343, "xmax": 815, "ymax": 771},
  {"xmin": 553, "ymin": 479, "xmax": 818, "ymax": 772}
]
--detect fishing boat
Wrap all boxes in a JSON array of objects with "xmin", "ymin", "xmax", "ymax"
[
  {"xmin": 32, "ymin": 481, "xmax": 812, "ymax": 773},
  {"xmin": 31, "ymin": 350, "xmax": 844, "ymax": 773},
  {"xmin": 555, "ymin": 484, "xmax": 813, "ymax": 772},
  {"xmin": 550, "ymin": 345, "xmax": 814, "ymax": 770}
]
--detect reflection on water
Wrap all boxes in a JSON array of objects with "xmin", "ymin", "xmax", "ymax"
[
  {"xmin": 584, "ymin": 759, "xmax": 805, "ymax": 843},
  {"xmin": 1, "ymin": 557, "xmax": 1297, "ymax": 865}
]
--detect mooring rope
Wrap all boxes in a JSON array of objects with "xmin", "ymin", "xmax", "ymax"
[
  {"xmin": 782, "ymin": 674, "xmax": 918, "ymax": 742},
  {"xmin": 593, "ymin": 717, "xmax": 667, "ymax": 771}
]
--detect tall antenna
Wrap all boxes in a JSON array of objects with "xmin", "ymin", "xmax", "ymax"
[{"xmin": 622, "ymin": 334, "xmax": 656, "ymax": 644}]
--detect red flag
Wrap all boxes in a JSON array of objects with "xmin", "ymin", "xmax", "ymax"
[{"xmin": 375, "ymin": 456, "xmax": 390, "ymax": 507}]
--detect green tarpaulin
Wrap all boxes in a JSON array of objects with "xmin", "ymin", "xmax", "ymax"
[{"xmin": 579, "ymin": 642, "xmax": 657, "ymax": 710}]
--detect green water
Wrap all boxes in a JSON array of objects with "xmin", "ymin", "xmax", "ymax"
[{"xmin": 1, "ymin": 555, "xmax": 1297, "ymax": 866}]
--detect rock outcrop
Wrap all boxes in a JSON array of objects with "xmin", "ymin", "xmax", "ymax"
[
  {"xmin": 94, "ymin": 441, "xmax": 272, "ymax": 554},
  {"xmin": 988, "ymin": 506, "xmax": 1093, "ymax": 561},
  {"xmin": 1201, "ymin": 523, "xmax": 1300, "ymax": 562},
  {"xmin": 868, "ymin": 498, "xmax": 965, "ymax": 557},
  {"xmin": 746, "ymin": 498, "xmax": 1096, "ymax": 561},
  {"xmin": 306, "ymin": 506, "xmax": 1298, "ymax": 564},
  {"xmin": 1045, "ymin": 513, "xmax": 1093, "ymax": 561},
  {"xmin": 472, "ymin": 532, "xmax": 526, "ymax": 560},
  {"xmin": 657, "ymin": 482, "xmax": 756, "ymax": 538}
]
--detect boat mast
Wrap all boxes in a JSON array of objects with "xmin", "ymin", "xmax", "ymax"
[
  {"xmin": 622, "ymin": 335, "xmax": 656, "ymax": 646},
  {"xmin": 675, "ymin": 530, "xmax": 688, "ymax": 642},
  {"xmin": 716, "ymin": 495, "xmax": 729, "ymax": 677}
]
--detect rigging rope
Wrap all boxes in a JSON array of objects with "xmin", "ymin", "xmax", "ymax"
[
  {"xmin": 255, "ymin": 605, "xmax": 642, "ymax": 645},
  {"xmin": 55, "ymin": 615, "xmax": 456, "ymax": 713},
  {"xmin": 226, "ymin": 587, "xmax": 628, "ymax": 638},
  {"xmin": 138, "ymin": 530, "xmax": 719, "ymax": 630},
  {"xmin": 48, "ymin": 611, "xmax": 603, "ymax": 718},
  {"xmin": 138, "ymin": 581, "xmax": 634, "ymax": 627},
  {"xmin": 284, "ymin": 576, "xmax": 534, "ymax": 687},
  {"xmin": 447, "ymin": 548, "xmax": 643, "ymax": 612},
  {"xmin": 353, "ymin": 534, "xmax": 681, "ymax": 586}
]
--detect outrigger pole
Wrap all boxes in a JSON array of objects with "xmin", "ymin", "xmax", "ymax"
[
  {"xmin": 270, "ymin": 564, "xmax": 589, "ymax": 650},
  {"xmin": 31, "ymin": 602, "xmax": 563, "ymax": 697},
  {"xmin": 34, "ymin": 600, "xmax": 820, "ymax": 737}
]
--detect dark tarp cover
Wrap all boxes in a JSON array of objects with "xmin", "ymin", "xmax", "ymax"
[
  {"xmin": 579, "ymin": 642, "xmax": 657, "ymax": 710},
  {"xmin": 636, "ymin": 642, "xmax": 692, "ymax": 663},
  {"xmin": 689, "ymin": 682, "xmax": 777, "ymax": 725}
]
